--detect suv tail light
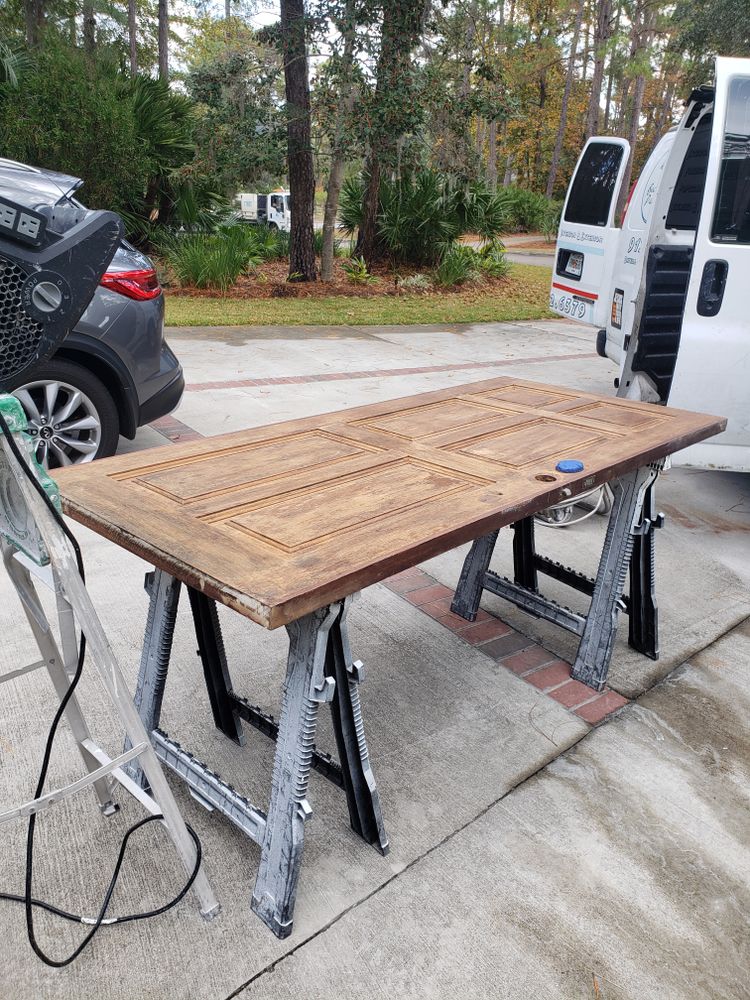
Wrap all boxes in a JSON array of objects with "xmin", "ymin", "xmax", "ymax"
[{"xmin": 100, "ymin": 267, "xmax": 161, "ymax": 300}]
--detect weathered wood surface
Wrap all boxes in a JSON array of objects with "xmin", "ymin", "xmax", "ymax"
[{"xmin": 55, "ymin": 377, "xmax": 725, "ymax": 629}]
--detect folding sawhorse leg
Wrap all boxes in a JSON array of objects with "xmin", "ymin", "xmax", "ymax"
[
  {"xmin": 127, "ymin": 569, "xmax": 388, "ymax": 937},
  {"xmin": 450, "ymin": 465, "xmax": 660, "ymax": 692}
]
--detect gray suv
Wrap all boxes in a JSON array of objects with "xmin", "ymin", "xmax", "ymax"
[{"xmin": 0, "ymin": 158, "xmax": 184, "ymax": 467}]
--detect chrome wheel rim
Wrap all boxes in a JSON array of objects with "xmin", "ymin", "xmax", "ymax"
[{"xmin": 13, "ymin": 379, "xmax": 102, "ymax": 468}]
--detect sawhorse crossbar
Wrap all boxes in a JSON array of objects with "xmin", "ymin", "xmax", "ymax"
[
  {"xmin": 126, "ymin": 571, "xmax": 388, "ymax": 938},
  {"xmin": 451, "ymin": 465, "xmax": 661, "ymax": 691},
  {"xmin": 0, "ymin": 396, "xmax": 219, "ymax": 919}
]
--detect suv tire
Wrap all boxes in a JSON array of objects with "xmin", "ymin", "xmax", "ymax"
[{"xmin": 11, "ymin": 358, "xmax": 119, "ymax": 468}]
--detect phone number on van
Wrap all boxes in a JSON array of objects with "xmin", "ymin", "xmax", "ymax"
[{"xmin": 549, "ymin": 291, "xmax": 590, "ymax": 320}]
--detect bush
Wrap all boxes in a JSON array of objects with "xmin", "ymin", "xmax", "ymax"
[
  {"xmin": 0, "ymin": 44, "xmax": 151, "ymax": 215},
  {"xmin": 313, "ymin": 229, "xmax": 347, "ymax": 257},
  {"xmin": 433, "ymin": 245, "xmax": 481, "ymax": 287},
  {"xmin": 339, "ymin": 170, "xmax": 507, "ymax": 267},
  {"xmin": 341, "ymin": 255, "xmax": 377, "ymax": 284},
  {"xmin": 540, "ymin": 200, "xmax": 563, "ymax": 241},
  {"xmin": 159, "ymin": 228, "xmax": 261, "ymax": 290},
  {"xmin": 398, "ymin": 273, "xmax": 434, "ymax": 292},
  {"xmin": 475, "ymin": 241, "xmax": 510, "ymax": 278},
  {"xmin": 497, "ymin": 186, "xmax": 554, "ymax": 233}
]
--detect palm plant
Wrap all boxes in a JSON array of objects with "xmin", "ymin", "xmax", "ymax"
[{"xmin": 339, "ymin": 170, "xmax": 507, "ymax": 267}]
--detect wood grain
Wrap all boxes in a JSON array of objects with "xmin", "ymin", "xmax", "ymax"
[{"xmin": 55, "ymin": 377, "xmax": 725, "ymax": 629}]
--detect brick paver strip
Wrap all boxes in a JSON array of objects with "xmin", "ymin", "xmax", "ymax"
[
  {"xmin": 382, "ymin": 569, "xmax": 630, "ymax": 728},
  {"xmin": 499, "ymin": 645, "xmax": 559, "ymax": 675},
  {"xmin": 481, "ymin": 631, "xmax": 535, "ymax": 659},
  {"xmin": 526, "ymin": 661, "xmax": 573, "ymax": 690},
  {"xmin": 185, "ymin": 351, "xmax": 595, "ymax": 393},
  {"xmin": 575, "ymin": 690, "xmax": 629, "ymax": 724},
  {"xmin": 460, "ymin": 618, "xmax": 514, "ymax": 645},
  {"xmin": 404, "ymin": 584, "xmax": 454, "ymax": 606},
  {"xmin": 548, "ymin": 679, "xmax": 599, "ymax": 709}
]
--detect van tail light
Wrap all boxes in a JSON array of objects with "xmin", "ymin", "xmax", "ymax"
[{"xmin": 100, "ymin": 268, "xmax": 161, "ymax": 300}]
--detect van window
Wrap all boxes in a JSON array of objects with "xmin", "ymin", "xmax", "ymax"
[
  {"xmin": 666, "ymin": 113, "xmax": 712, "ymax": 230},
  {"xmin": 711, "ymin": 77, "xmax": 750, "ymax": 243},
  {"xmin": 564, "ymin": 142, "xmax": 625, "ymax": 226}
]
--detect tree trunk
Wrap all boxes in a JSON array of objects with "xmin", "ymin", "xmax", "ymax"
[
  {"xmin": 615, "ymin": 2, "xmax": 656, "ymax": 220},
  {"xmin": 282, "ymin": 0, "xmax": 317, "ymax": 280},
  {"xmin": 25, "ymin": 0, "xmax": 44, "ymax": 46},
  {"xmin": 584, "ymin": 0, "xmax": 612, "ymax": 139},
  {"xmin": 502, "ymin": 154, "xmax": 513, "ymax": 187},
  {"xmin": 321, "ymin": 18, "xmax": 356, "ymax": 282},
  {"xmin": 486, "ymin": 119, "xmax": 497, "ymax": 191},
  {"xmin": 546, "ymin": 0, "xmax": 584, "ymax": 197},
  {"xmin": 158, "ymin": 0, "xmax": 169, "ymax": 80},
  {"xmin": 602, "ymin": 0, "xmax": 621, "ymax": 130},
  {"xmin": 128, "ymin": 0, "xmax": 137, "ymax": 75},
  {"xmin": 225, "ymin": 0, "xmax": 231, "ymax": 18},
  {"xmin": 355, "ymin": 0, "xmax": 427, "ymax": 264},
  {"xmin": 82, "ymin": 0, "xmax": 95, "ymax": 52}
]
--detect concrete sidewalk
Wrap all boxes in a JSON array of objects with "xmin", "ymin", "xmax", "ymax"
[{"xmin": 0, "ymin": 319, "xmax": 747, "ymax": 999}]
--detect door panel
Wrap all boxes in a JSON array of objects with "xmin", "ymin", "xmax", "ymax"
[
  {"xmin": 552, "ymin": 137, "xmax": 630, "ymax": 328},
  {"xmin": 670, "ymin": 58, "xmax": 750, "ymax": 458}
]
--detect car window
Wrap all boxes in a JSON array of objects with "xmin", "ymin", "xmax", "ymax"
[
  {"xmin": 711, "ymin": 77, "xmax": 750, "ymax": 244},
  {"xmin": 564, "ymin": 142, "xmax": 624, "ymax": 227}
]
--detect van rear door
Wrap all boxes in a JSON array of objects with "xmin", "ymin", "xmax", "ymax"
[
  {"xmin": 551, "ymin": 137, "xmax": 630, "ymax": 328},
  {"xmin": 669, "ymin": 58, "xmax": 750, "ymax": 470}
]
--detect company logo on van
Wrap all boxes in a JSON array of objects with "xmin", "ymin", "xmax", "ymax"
[{"xmin": 560, "ymin": 227, "xmax": 605, "ymax": 245}]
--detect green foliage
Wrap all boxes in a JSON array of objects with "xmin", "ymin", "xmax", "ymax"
[
  {"xmin": 185, "ymin": 18, "xmax": 285, "ymax": 195},
  {"xmin": 313, "ymin": 229, "xmax": 346, "ymax": 257},
  {"xmin": 540, "ymin": 200, "xmax": 562, "ymax": 241},
  {"xmin": 0, "ymin": 43, "xmax": 151, "ymax": 214},
  {"xmin": 433, "ymin": 245, "xmax": 481, "ymax": 287},
  {"xmin": 496, "ymin": 187, "xmax": 551, "ymax": 233},
  {"xmin": 341, "ymin": 255, "xmax": 377, "ymax": 284},
  {"xmin": 158, "ymin": 226, "xmax": 262, "ymax": 291},
  {"xmin": 398, "ymin": 273, "xmax": 434, "ymax": 291},
  {"xmin": 340, "ymin": 170, "xmax": 507, "ymax": 266},
  {"xmin": 477, "ymin": 241, "xmax": 511, "ymax": 278}
]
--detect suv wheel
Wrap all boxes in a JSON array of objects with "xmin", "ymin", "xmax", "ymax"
[{"xmin": 11, "ymin": 359, "xmax": 119, "ymax": 468}]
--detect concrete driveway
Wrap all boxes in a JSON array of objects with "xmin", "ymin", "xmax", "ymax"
[{"xmin": 1, "ymin": 319, "xmax": 747, "ymax": 999}]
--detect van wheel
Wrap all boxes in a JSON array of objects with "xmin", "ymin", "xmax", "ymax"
[
  {"xmin": 268, "ymin": 222, "xmax": 279, "ymax": 231},
  {"xmin": 596, "ymin": 329, "xmax": 607, "ymax": 358},
  {"xmin": 10, "ymin": 359, "xmax": 119, "ymax": 469}
]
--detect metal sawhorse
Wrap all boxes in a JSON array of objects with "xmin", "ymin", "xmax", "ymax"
[
  {"xmin": 0, "ymin": 396, "xmax": 219, "ymax": 920},
  {"xmin": 125, "ymin": 571, "xmax": 388, "ymax": 938},
  {"xmin": 451, "ymin": 464, "xmax": 662, "ymax": 690}
]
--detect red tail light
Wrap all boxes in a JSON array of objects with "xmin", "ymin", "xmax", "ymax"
[{"xmin": 100, "ymin": 268, "xmax": 161, "ymax": 301}]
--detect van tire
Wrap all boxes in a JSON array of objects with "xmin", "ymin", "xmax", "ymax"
[{"xmin": 596, "ymin": 329, "xmax": 607, "ymax": 358}]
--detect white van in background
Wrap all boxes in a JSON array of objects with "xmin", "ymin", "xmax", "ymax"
[
  {"xmin": 552, "ymin": 57, "xmax": 750, "ymax": 472},
  {"xmin": 235, "ymin": 191, "xmax": 291, "ymax": 232}
]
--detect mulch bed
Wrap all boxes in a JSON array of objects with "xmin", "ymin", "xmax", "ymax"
[{"xmin": 166, "ymin": 257, "xmax": 512, "ymax": 300}]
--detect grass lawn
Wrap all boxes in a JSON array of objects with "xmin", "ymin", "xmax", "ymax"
[{"xmin": 164, "ymin": 263, "xmax": 554, "ymax": 327}]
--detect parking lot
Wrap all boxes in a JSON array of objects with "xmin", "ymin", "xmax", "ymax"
[{"xmin": 2, "ymin": 317, "xmax": 748, "ymax": 999}]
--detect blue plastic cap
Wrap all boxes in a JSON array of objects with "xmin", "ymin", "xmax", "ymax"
[{"xmin": 556, "ymin": 459, "xmax": 584, "ymax": 473}]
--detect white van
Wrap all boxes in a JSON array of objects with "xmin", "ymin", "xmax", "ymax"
[
  {"xmin": 551, "ymin": 56, "xmax": 750, "ymax": 472},
  {"xmin": 235, "ymin": 191, "xmax": 291, "ymax": 232}
]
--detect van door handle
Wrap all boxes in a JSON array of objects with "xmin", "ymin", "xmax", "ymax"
[{"xmin": 697, "ymin": 260, "xmax": 728, "ymax": 317}]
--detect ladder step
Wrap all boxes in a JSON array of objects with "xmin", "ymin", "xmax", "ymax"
[
  {"xmin": 0, "ymin": 659, "xmax": 47, "ymax": 684},
  {"xmin": 0, "ymin": 741, "xmax": 148, "ymax": 825}
]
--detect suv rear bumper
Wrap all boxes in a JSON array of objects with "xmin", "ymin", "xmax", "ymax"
[{"xmin": 138, "ymin": 369, "xmax": 185, "ymax": 426}]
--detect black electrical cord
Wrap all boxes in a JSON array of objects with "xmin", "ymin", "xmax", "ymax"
[{"xmin": 0, "ymin": 406, "xmax": 203, "ymax": 967}]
